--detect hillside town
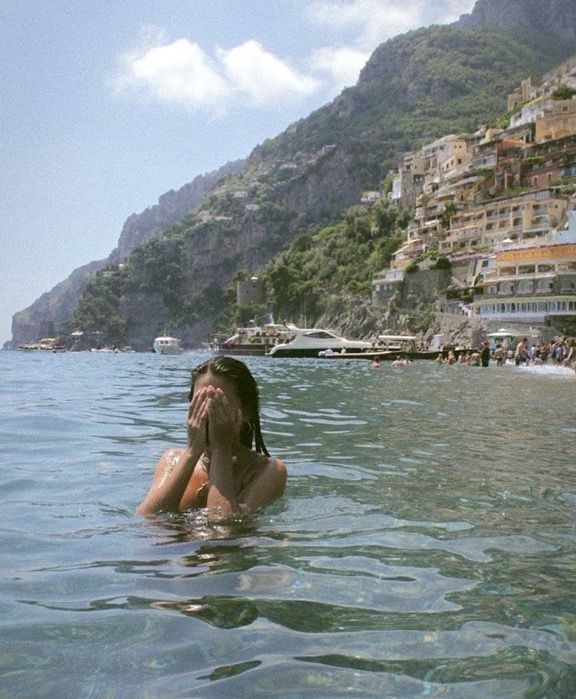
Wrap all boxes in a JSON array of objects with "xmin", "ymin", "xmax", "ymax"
[
  {"xmin": 9, "ymin": 52, "xmax": 576, "ymax": 356},
  {"xmin": 372, "ymin": 55, "xmax": 576, "ymax": 338}
]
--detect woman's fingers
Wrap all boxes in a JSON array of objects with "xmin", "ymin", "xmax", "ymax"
[
  {"xmin": 191, "ymin": 388, "xmax": 240, "ymax": 447},
  {"xmin": 207, "ymin": 388, "xmax": 233, "ymax": 421},
  {"xmin": 206, "ymin": 389, "xmax": 237, "ymax": 445},
  {"xmin": 189, "ymin": 388, "xmax": 210, "ymax": 425}
]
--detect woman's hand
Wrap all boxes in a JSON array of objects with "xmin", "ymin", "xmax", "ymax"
[
  {"xmin": 206, "ymin": 386, "xmax": 241, "ymax": 447},
  {"xmin": 186, "ymin": 387, "xmax": 210, "ymax": 450}
]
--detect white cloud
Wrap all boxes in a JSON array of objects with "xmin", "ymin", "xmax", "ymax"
[
  {"xmin": 311, "ymin": 46, "xmax": 370, "ymax": 89},
  {"xmin": 125, "ymin": 39, "xmax": 228, "ymax": 110},
  {"xmin": 307, "ymin": 0, "xmax": 476, "ymax": 90},
  {"xmin": 219, "ymin": 40, "xmax": 318, "ymax": 106},
  {"xmin": 116, "ymin": 38, "xmax": 317, "ymax": 113}
]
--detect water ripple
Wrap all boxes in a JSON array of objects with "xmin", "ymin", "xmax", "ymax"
[{"xmin": 1, "ymin": 352, "xmax": 576, "ymax": 697}]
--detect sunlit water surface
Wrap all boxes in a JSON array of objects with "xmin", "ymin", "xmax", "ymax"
[{"xmin": 1, "ymin": 351, "xmax": 575, "ymax": 698}]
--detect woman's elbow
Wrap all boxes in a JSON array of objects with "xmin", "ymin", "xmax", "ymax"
[{"xmin": 135, "ymin": 502, "xmax": 152, "ymax": 516}]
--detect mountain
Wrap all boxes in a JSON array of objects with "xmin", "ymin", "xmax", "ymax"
[
  {"xmin": 8, "ymin": 0, "xmax": 576, "ymax": 349},
  {"xmin": 458, "ymin": 0, "xmax": 576, "ymax": 48},
  {"xmin": 7, "ymin": 159, "xmax": 244, "ymax": 347}
]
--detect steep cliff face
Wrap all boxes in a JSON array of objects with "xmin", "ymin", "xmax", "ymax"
[
  {"xmin": 110, "ymin": 159, "xmax": 244, "ymax": 262},
  {"xmin": 10, "ymin": 259, "xmax": 107, "ymax": 345},
  {"xmin": 8, "ymin": 159, "xmax": 244, "ymax": 346},
  {"xmin": 113, "ymin": 218, "xmax": 282, "ymax": 349},
  {"xmin": 271, "ymin": 148, "xmax": 369, "ymax": 230},
  {"xmin": 458, "ymin": 0, "xmax": 576, "ymax": 44}
]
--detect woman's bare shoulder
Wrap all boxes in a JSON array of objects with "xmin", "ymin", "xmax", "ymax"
[
  {"xmin": 259, "ymin": 454, "xmax": 287, "ymax": 491},
  {"xmin": 270, "ymin": 456, "xmax": 287, "ymax": 480},
  {"xmin": 239, "ymin": 454, "xmax": 287, "ymax": 512},
  {"xmin": 253, "ymin": 452, "xmax": 286, "ymax": 477}
]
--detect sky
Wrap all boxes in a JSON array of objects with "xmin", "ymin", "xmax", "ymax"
[{"xmin": 0, "ymin": 0, "xmax": 475, "ymax": 345}]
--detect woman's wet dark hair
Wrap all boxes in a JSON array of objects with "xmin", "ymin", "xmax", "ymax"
[{"xmin": 189, "ymin": 356, "xmax": 270, "ymax": 456}]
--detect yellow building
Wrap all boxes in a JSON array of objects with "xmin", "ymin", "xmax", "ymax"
[
  {"xmin": 535, "ymin": 99, "xmax": 576, "ymax": 141},
  {"xmin": 439, "ymin": 190, "xmax": 567, "ymax": 258},
  {"xmin": 475, "ymin": 219, "xmax": 576, "ymax": 323}
]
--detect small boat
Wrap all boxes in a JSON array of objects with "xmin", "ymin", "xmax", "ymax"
[
  {"xmin": 267, "ymin": 327, "xmax": 373, "ymax": 358},
  {"xmin": 377, "ymin": 334, "xmax": 418, "ymax": 351},
  {"xmin": 213, "ymin": 323, "xmax": 294, "ymax": 356},
  {"xmin": 153, "ymin": 336, "xmax": 183, "ymax": 355}
]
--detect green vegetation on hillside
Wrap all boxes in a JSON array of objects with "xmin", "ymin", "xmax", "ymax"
[
  {"xmin": 262, "ymin": 26, "xmax": 546, "ymax": 171},
  {"xmin": 237, "ymin": 199, "xmax": 409, "ymax": 323},
  {"xmin": 72, "ymin": 265, "xmax": 130, "ymax": 343},
  {"xmin": 71, "ymin": 201, "xmax": 294, "ymax": 341}
]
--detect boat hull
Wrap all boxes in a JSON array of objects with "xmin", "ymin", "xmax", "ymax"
[
  {"xmin": 269, "ymin": 346, "xmax": 375, "ymax": 358},
  {"xmin": 213, "ymin": 344, "xmax": 268, "ymax": 356}
]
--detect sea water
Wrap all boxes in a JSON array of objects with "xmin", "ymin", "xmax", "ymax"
[{"xmin": 0, "ymin": 351, "xmax": 575, "ymax": 698}]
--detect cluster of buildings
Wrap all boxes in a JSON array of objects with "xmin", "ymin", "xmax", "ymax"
[{"xmin": 372, "ymin": 55, "xmax": 576, "ymax": 332}]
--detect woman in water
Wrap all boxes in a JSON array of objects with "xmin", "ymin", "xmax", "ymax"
[{"xmin": 137, "ymin": 356, "xmax": 286, "ymax": 517}]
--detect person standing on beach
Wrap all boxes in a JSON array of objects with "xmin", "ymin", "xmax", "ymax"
[
  {"xmin": 480, "ymin": 340, "xmax": 491, "ymax": 368},
  {"xmin": 137, "ymin": 356, "xmax": 286, "ymax": 518},
  {"xmin": 515, "ymin": 338, "xmax": 529, "ymax": 366},
  {"xmin": 493, "ymin": 342, "xmax": 506, "ymax": 366}
]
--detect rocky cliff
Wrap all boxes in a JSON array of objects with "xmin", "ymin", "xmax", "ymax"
[
  {"xmin": 458, "ymin": 0, "xmax": 576, "ymax": 46},
  {"xmin": 109, "ymin": 159, "xmax": 244, "ymax": 262},
  {"xmin": 9, "ymin": 259, "xmax": 108, "ymax": 344},
  {"xmin": 8, "ymin": 159, "xmax": 244, "ymax": 347}
]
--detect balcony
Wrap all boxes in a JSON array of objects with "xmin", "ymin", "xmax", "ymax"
[
  {"xmin": 444, "ymin": 230, "xmax": 484, "ymax": 245},
  {"xmin": 483, "ymin": 272, "xmax": 555, "ymax": 286}
]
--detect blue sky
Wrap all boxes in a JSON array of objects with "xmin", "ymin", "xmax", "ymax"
[{"xmin": 1, "ymin": 0, "xmax": 475, "ymax": 344}]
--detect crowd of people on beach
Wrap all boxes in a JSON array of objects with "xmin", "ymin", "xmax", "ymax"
[{"xmin": 435, "ymin": 336, "xmax": 576, "ymax": 370}]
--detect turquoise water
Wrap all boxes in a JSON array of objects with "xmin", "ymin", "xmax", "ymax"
[{"xmin": 1, "ymin": 351, "xmax": 575, "ymax": 698}]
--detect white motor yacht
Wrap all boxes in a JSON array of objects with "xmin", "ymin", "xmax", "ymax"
[
  {"xmin": 153, "ymin": 336, "xmax": 183, "ymax": 355},
  {"xmin": 267, "ymin": 327, "xmax": 372, "ymax": 358}
]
